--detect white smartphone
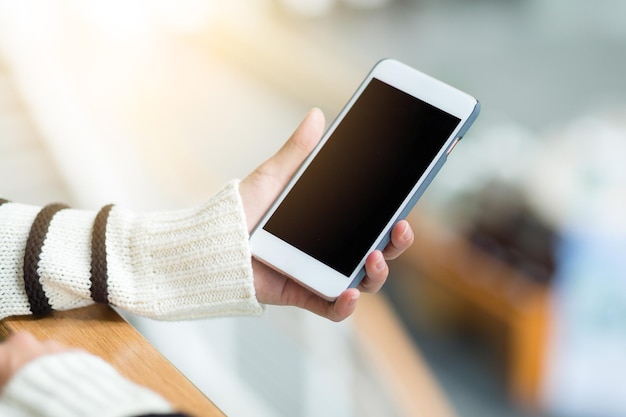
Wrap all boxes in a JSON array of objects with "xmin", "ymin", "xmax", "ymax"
[{"xmin": 250, "ymin": 58, "xmax": 480, "ymax": 300}]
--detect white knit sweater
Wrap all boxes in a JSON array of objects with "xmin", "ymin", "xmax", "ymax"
[
  {"xmin": 0, "ymin": 180, "xmax": 264, "ymax": 416},
  {"xmin": 0, "ymin": 352, "xmax": 174, "ymax": 417},
  {"xmin": 0, "ymin": 180, "xmax": 263, "ymax": 320}
]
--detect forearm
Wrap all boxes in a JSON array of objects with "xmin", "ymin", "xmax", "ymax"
[{"xmin": 0, "ymin": 180, "xmax": 262, "ymax": 320}]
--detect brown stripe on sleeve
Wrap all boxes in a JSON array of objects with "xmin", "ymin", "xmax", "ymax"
[
  {"xmin": 90, "ymin": 204, "xmax": 114, "ymax": 304},
  {"xmin": 23, "ymin": 203, "xmax": 69, "ymax": 316}
]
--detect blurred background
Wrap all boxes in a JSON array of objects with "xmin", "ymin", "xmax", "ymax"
[{"xmin": 1, "ymin": 0, "xmax": 626, "ymax": 416}]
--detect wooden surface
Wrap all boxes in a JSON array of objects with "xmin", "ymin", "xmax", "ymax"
[
  {"xmin": 0, "ymin": 304, "xmax": 225, "ymax": 417},
  {"xmin": 402, "ymin": 212, "xmax": 550, "ymax": 409}
]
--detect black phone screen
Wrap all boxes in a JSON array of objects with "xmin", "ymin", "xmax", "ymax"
[{"xmin": 263, "ymin": 78, "xmax": 461, "ymax": 276}]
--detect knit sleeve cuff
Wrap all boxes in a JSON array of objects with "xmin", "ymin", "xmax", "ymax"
[
  {"xmin": 0, "ymin": 180, "xmax": 263, "ymax": 321},
  {"xmin": 105, "ymin": 180, "xmax": 263, "ymax": 320},
  {"xmin": 0, "ymin": 351, "xmax": 172, "ymax": 417}
]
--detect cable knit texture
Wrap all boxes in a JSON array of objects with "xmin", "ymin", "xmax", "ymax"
[
  {"xmin": 0, "ymin": 351, "xmax": 172, "ymax": 417},
  {"xmin": 0, "ymin": 180, "xmax": 263, "ymax": 320}
]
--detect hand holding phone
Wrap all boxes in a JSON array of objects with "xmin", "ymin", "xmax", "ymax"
[
  {"xmin": 240, "ymin": 108, "xmax": 413, "ymax": 321},
  {"xmin": 250, "ymin": 59, "xmax": 480, "ymax": 301}
]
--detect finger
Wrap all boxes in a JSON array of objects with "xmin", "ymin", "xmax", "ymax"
[
  {"xmin": 6, "ymin": 331, "xmax": 39, "ymax": 349},
  {"xmin": 0, "ymin": 332, "xmax": 52, "ymax": 388},
  {"xmin": 299, "ymin": 288, "xmax": 360, "ymax": 322},
  {"xmin": 4, "ymin": 332, "xmax": 68, "ymax": 359},
  {"xmin": 320, "ymin": 289, "xmax": 360, "ymax": 322},
  {"xmin": 7, "ymin": 332, "xmax": 65, "ymax": 354},
  {"xmin": 359, "ymin": 250, "xmax": 388, "ymax": 293},
  {"xmin": 262, "ymin": 108, "xmax": 325, "ymax": 181},
  {"xmin": 239, "ymin": 109, "xmax": 326, "ymax": 231},
  {"xmin": 330, "ymin": 289, "xmax": 360, "ymax": 321},
  {"xmin": 41, "ymin": 339, "xmax": 67, "ymax": 354},
  {"xmin": 382, "ymin": 220, "xmax": 414, "ymax": 260}
]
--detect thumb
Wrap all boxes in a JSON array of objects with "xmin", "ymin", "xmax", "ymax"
[
  {"xmin": 240, "ymin": 108, "xmax": 325, "ymax": 232},
  {"xmin": 263, "ymin": 108, "xmax": 325, "ymax": 182}
]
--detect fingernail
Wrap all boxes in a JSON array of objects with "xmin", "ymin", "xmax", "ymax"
[
  {"xmin": 349, "ymin": 291, "xmax": 360, "ymax": 308},
  {"xmin": 376, "ymin": 254, "xmax": 386, "ymax": 271},
  {"xmin": 402, "ymin": 223, "xmax": 412, "ymax": 241}
]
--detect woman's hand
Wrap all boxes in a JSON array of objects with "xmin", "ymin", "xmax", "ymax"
[
  {"xmin": 0, "ymin": 331, "xmax": 67, "ymax": 389},
  {"xmin": 239, "ymin": 109, "xmax": 414, "ymax": 322}
]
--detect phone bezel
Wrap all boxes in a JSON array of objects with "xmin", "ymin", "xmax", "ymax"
[{"xmin": 250, "ymin": 58, "xmax": 479, "ymax": 300}]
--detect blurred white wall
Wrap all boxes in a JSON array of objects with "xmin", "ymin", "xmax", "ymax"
[{"xmin": 0, "ymin": 2, "xmax": 400, "ymax": 416}]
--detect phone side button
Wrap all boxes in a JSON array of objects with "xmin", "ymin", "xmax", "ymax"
[{"xmin": 446, "ymin": 136, "xmax": 462, "ymax": 156}]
